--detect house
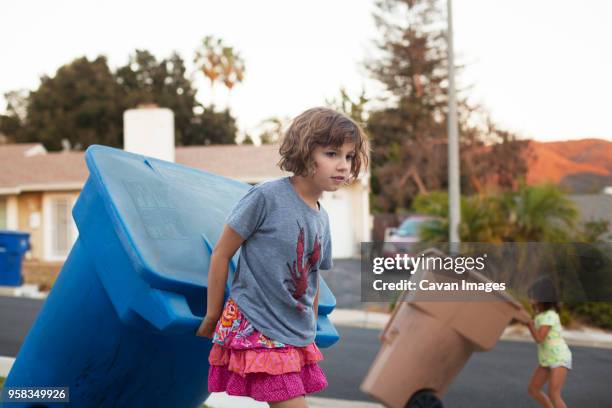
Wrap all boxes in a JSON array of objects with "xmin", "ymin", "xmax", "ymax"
[{"xmin": 0, "ymin": 110, "xmax": 371, "ymax": 262}]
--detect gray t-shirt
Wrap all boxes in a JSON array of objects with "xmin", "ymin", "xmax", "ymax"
[{"xmin": 225, "ymin": 176, "xmax": 333, "ymax": 346}]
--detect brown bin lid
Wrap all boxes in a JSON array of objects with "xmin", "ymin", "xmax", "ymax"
[{"xmin": 401, "ymin": 250, "xmax": 525, "ymax": 350}]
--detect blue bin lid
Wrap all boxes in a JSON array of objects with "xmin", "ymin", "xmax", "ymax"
[
  {"xmin": 78, "ymin": 145, "xmax": 336, "ymax": 340},
  {"xmin": 0, "ymin": 230, "xmax": 31, "ymax": 253},
  {"xmin": 0, "ymin": 230, "xmax": 30, "ymax": 236},
  {"xmin": 82, "ymin": 145, "xmax": 247, "ymax": 292}
]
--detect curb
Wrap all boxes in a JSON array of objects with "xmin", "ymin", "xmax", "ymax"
[
  {"xmin": 0, "ymin": 356, "xmax": 14, "ymax": 377},
  {"xmin": 307, "ymin": 396, "xmax": 383, "ymax": 408},
  {"xmin": 205, "ymin": 393, "xmax": 383, "ymax": 408},
  {"xmin": 328, "ymin": 309, "xmax": 390, "ymax": 330},
  {"xmin": 501, "ymin": 325, "xmax": 612, "ymax": 350},
  {"xmin": 0, "ymin": 284, "xmax": 46, "ymax": 299}
]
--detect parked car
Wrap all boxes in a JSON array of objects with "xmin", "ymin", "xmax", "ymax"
[{"xmin": 382, "ymin": 215, "xmax": 440, "ymax": 258}]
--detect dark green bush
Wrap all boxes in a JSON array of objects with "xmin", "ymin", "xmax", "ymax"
[{"xmin": 568, "ymin": 302, "xmax": 612, "ymax": 329}]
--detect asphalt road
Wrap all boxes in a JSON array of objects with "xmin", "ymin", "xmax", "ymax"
[
  {"xmin": 320, "ymin": 259, "xmax": 365, "ymax": 310},
  {"xmin": 0, "ymin": 295, "xmax": 40, "ymax": 357},
  {"xmin": 2, "ymin": 296, "xmax": 612, "ymax": 407}
]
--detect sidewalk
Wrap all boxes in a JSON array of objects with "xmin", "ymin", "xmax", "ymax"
[
  {"xmin": 0, "ymin": 356, "xmax": 382, "ymax": 408},
  {"xmin": 206, "ymin": 393, "xmax": 382, "ymax": 408}
]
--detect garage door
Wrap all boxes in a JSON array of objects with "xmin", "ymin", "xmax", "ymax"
[{"xmin": 321, "ymin": 189, "xmax": 354, "ymax": 259}]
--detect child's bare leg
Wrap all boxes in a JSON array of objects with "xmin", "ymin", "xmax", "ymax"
[
  {"xmin": 548, "ymin": 367, "xmax": 568, "ymax": 408},
  {"xmin": 528, "ymin": 366, "xmax": 554, "ymax": 408},
  {"xmin": 268, "ymin": 395, "xmax": 308, "ymax": 408}
]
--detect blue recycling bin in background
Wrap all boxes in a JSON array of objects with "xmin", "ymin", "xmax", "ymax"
[
  {"xmin": 0, "ymin": 231, "xmax": 30, "ymax": 286},
  {"xmin": 3, "ymin": 145, "xmax": 339, "ymax": 407}
]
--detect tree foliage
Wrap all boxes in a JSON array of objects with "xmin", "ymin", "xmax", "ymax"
[
  {"xmin": 14, "ymin": 56, "xmax": 123, "ymax": 150},
  {"xmin": 194, "ymin": 35, "xmax": 245, "ymax": 92},
  {"xmin": 412, "ymin": 184, "xmax": 583, "ymax": 243},
  {"xmin": 326, "ymin": 86, "xmax": 369, "ymax": 128},
  {"xmin": 116, "ymin": 50, "xmax": 199, "ymax": 146},
  {"xmin": 257, "ymin": 116, "xmax": 287, "ymax": 145},
  {"xmin": 366, "ymin": 0, "xmax": 531, "ymax": 212},
  {"xmin": 1, "ymin": 42, "xmax": 243, "ymax": 151},
  {"xmin": 191, "ymin": 106, "xmax": 238, "ymax": 145}
]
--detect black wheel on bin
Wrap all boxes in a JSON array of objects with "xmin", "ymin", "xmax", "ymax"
[{"xmin": 405, "ymin": 390, "xmax": 444, "ymax": 408}]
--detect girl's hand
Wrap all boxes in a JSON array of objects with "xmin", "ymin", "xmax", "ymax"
[
  {"xmin": 515, "ymin": 308, "xmax": 532, "ymax": 325},
  {"xmin": 521, "ymin": 318, "xmax": 535, "ymax": 328},
  {"xmin": 196, "ymin": 315, "xmax": 219, "ymax": 338}
]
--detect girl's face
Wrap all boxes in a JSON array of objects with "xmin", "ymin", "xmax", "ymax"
[{"xmin": 309, "ymin": 141, "xmax": 356, "ymax": 192}]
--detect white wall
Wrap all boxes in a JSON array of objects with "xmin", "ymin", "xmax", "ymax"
[
  {"xmin": 321, "ymin": 180, "xmax": 370, "ymax": 259},
  {"xmin": 322, "ymin": 188, "xmax": 354, "ymax": 258}
]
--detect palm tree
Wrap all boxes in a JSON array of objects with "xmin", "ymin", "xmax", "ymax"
[
  {"xmin": 194, "ymin": 36, "xmax": 245, "ymax": 107},
  {"xmin": 509, "ymin": 183, "xmax": 578, "ymax": 242},
  {"xmin": 411, "ymin": 191, "xmax": 507, "ymax": 243},
  {"xmin": 412, "ymin": 183, "xmax": 578, "ymax": 243}
]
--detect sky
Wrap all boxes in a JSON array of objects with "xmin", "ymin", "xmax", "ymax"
[{"xmin": 2, "ymin": 0, "xmax": 611, "ymax": 143}]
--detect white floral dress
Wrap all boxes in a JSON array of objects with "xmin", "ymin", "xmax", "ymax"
[{"xmin": 534, "ymin": 310, "xmax": 572, "ymax": 369}]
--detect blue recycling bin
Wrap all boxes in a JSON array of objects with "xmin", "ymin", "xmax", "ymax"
[
  {"xmin": 0, "ymin": 231, "xmax": 30, "ymax": 286},
  {"xmin": 3, "ymin": 145, "xmax": 339, "ymax": 407}
]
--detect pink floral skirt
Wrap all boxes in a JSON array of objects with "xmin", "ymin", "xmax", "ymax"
[{"xmin": 207, "ymin": 297, "xmax": 328, "ymax": 402}]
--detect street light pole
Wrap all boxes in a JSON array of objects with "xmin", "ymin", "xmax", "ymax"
[{"xmin": 447, "ymin": 0, "xmax": 461, "ymax": 245}]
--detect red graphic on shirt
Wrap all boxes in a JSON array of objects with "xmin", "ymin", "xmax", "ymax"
[{"xmin": 286, "ymin": 222, "xmax": 321, "ymax": 311}]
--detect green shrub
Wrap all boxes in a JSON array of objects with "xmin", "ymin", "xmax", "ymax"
[
  {"xmin": 559, "ymin": 304, "xmax": 572, "ymax": 327},
  {"xmin": 568, "ymin": 302, "xmax": 612, "ymax": 329},
  {"xmin": 513, "ymin": 297, "xmax": 573, "ymax": 326}
]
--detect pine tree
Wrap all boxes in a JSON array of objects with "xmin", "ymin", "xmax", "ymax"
[{"xmin": 366, "ymin": 0, "xmax": 530, "ymax": 212}]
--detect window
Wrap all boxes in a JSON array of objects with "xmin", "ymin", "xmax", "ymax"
[
  {"xmin": 0, "ymin": 197, "xmax": 6, "ymax": 229},
  {"xmin": 51, "ymin": 197, "xmax": 71, "ymax": 255},
  {"xmin": 44, "ymin": 194, "xmax": 78, "ymax": 260}
]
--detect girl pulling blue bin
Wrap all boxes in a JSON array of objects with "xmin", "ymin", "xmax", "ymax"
[{"xmin": 3, "ymin": 145, "xmax": 338, "ymax": 407}]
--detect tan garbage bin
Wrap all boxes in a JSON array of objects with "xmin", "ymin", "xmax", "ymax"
[{"xmin": 360, "ymin": 258, "xmax": 530, "ymax": 408}]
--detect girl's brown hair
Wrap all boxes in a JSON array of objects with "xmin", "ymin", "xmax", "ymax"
[
  {"xmin": 528, "ymin": 277, "xmax": 560, "ymax": 313},
  {"xmin": 278, "ymin": 107, "xmax": 369, "ymax": 182}
]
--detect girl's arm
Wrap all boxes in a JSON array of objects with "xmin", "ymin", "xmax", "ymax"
[
  {"xmin": 526, "ymin": 320, "xmax": 551, "ymax": 344},
  {"xmin": 206, "ymin": 225, "xmax": 244, "ymax": 321},
  {"xmin": 207, "ymin": 225, "xmax": 245, "ymax": 318},
  {"xmin": 196, "ymin": 225, "xmax": 244, "ymax": 338}
]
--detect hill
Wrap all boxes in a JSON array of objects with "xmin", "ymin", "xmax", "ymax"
[{"xmin": 526, "ymin": 138, "xmax": 612, "ymax": 193}]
